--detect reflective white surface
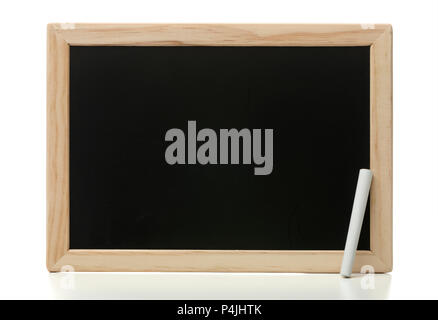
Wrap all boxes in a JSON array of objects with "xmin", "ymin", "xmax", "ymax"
[{"xmin": 48, "ymin": 273, "xmax": 391, "ymax": 300}]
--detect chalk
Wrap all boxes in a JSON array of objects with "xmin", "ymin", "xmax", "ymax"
[{"xmin": 340, "ymin": 169, "xmax": 373, "ymax": 278}]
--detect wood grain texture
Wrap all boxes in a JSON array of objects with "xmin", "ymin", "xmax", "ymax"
[
  {"xmin": 47, "ymin": 24, "xmax": 69, "ymax": 271},
  {"xmin": 50, "ymin": 23, "xmax": 388, "ymax": 46},
  {"xmin": 46, "ymin": 24, "xmax": 393, "ymax": 272},
  {"xmin": 369, "ymin": 25, "xmax": 393, "ymax": 272},
  {"xmin": 52, "ymin": 250, "xmax": 388, "ymax": 273}
]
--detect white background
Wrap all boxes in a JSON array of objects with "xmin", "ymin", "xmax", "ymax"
[{"xmin": 0, "ymin": 0, "xmax": 437, "ymax": 299}]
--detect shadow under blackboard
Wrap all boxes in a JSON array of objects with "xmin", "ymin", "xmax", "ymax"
[{"xmin": 48, "ymin": 272, "xmax": 391, "ymax": 300}]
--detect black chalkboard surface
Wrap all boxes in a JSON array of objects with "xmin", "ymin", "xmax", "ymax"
[{"xmin": 69, "ymin": 46, "xmax": 370, "ymax": 250}]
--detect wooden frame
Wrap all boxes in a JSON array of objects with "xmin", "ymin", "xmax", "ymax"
[{"xmin": 47, "ymin": 24, "xmax": 392, "ymax": 272}]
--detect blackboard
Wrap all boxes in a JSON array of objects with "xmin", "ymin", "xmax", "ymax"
[
  {"xmin": 47, "ymin": 24, "xmax": 392, "ymax": 272},
  {"xmin": 69, "ymin": 46, "xmax": 370, "ymax": 250}
]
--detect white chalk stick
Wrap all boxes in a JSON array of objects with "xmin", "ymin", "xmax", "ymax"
[{"xmin": 340, "ymin": 169, "xmax": 373, "ymax": 278}]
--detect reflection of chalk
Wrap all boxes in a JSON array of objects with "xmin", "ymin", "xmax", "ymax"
[{"xmin": 340, "ymin": 169, "xmax": 372, "ymax": 278}]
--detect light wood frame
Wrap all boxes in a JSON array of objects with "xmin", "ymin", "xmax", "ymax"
[{"xmin": 47, "ymin": 24, "xmax": 392, "ymax": 272}]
